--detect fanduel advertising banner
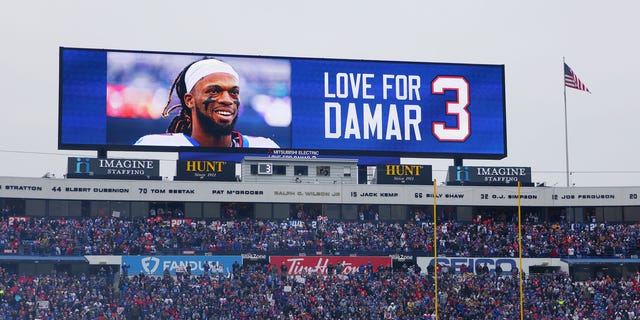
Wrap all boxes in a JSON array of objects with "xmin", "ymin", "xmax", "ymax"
[
  {"xmin": 446, "ymin": 166, "xmax": 532, "ymax": 186},
  {"xmin": 67, "ymin": 157, "xmax": 160, "ymax": 180},
  {"xmin": 174, "ymin": 160, "xmax": 236, "ymax": 181},
  {"xmin": 59, "ymin": 47, "xmax": 506, "ymax": 159},
  {"xmin": 376, "ymin": 164, "xmax": 432, "ymax": 185},
  {"xmin": 122, "ymin": 255, "xmax": 242, "ymax": 276}
]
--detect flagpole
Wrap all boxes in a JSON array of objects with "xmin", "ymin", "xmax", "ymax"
[
  {"xmin": 517, "ymin": 181, "xmax": 524, "ymax": 320},
  {"xmin": 563, "ymin": 57, "xmax": 570, "ymax": 187}
]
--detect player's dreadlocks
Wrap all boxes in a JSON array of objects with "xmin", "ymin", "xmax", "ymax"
[{"xmin": 160, "ymin": 61, "xmax": 198, "ymax": 135}]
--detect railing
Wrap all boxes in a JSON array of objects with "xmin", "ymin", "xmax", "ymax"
[{"xmin": 2, "ymin": 244, "xmax": 638, "ymax": 259}]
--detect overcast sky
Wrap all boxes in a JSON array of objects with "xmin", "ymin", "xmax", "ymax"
[{"xmin": 1, "ymin": 0, "xmax": 638, "ymax": 187}]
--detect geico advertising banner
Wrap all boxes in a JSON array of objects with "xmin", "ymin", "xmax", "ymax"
[
  {"xmin": 59, "ymin": 47, "xmax": 505, "ymax": 159},
  {"xmin": 446, "ymin": 166, "xmax": 532, "ymax": 186},
  {"xmin": 376, "ymin": 164, "xmax": 432, "ymax": 185},
  {"xmin": 175, "ymin": 160, "xmax": 236, "ymax": 181},
  {"xmin": 3, "ymin": 177, "xmax": 640, "ymax": 206},
  {"xmin": 67, "ymin": 157, "xmax": 160, "ymax": 179},
  {"xmin": 269, "ymin": 256, "xmax": 392, "ymax": 276},
  {"xmin": 122, "ymin": 255, "xmax": 241, "ymax": 276},
  {"xmin": 416, "ymin": 257, "xmax": 569, "ymax": 275}
]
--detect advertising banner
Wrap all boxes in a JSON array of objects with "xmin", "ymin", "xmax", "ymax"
[
  {"xmin": 174, "ymin": 160, "xmax": 236, "ymax": 181},
  {"xmin": 121, "ymin": 255, "xmax": 241, "ymax": 276},
  {"xmin": 376, "ymin": 164, "xmax": 432, "ymax": 185},
  {"xmin": 269, "ymin": 256, "xmax": 392, "ymax": 275},
  {"xmin": 416, "ymin": 257, "xmax": 569, "ymax": 274},
  {"xmin": 60, "ymin": 48, "xmax": 506, "ymax": 159},
  {"xmin": 241, "ymin": 253, "xmax": 269, "ymax": 263},
  {"xmin": 446, "ymin": 166, "xmax": 532, "ymax": 186},
  {"xmin": 66, "ymin": 157, "xmax": 160, "ymax": 180}
]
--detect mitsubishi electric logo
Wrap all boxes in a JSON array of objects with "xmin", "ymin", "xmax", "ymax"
[{"xmin": 141, "ymin": 257, "xmax": 161, "ymax": 274}]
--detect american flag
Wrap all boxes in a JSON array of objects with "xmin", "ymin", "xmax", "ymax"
[{"xmin": 564, "ymin": 63, "xmax": 591, "ymax": 93}]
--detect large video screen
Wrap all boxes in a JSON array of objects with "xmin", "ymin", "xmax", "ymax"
[{"xmin": 59, "ymin": 47, "xmax": 506, "ymax": 159}]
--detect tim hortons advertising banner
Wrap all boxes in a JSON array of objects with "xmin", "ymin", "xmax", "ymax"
[
  {"xmin": 67, "ymin": 157, "xmax": 160, "ymax": 180},
  {"xmin": 174, "ymin": 160, "xmax": 236, "ymax": 181},
  {"xmin": 269, "ymin": 256, "xmax": 392, "ymax": 276}
]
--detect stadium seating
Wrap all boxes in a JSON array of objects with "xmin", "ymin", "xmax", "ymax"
[
  {"xmin": 1, "ymin": 216, "xmax": 637, "ymax": 258},
  {"xmin": 1, "ymin": 264, "xmax": 638, "ymax": 319}
]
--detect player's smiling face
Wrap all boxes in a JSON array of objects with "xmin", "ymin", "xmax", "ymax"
[{"xmin": 185, "ymin": 72, "xmax": 240, "ymax": 135}]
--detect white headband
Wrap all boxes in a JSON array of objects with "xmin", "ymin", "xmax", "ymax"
[{"xmin": 184, "ymin": 59, "xmax": 239, "ymax": 93}]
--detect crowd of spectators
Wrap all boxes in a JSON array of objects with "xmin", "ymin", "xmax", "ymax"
[
  {"xmin": 0, "ymin": 216, "xmax": 638, "ymax": 258},
  {"xmin": 1, "ymin": 264, "xmax": 638, "ymax": 319},
  {"xmin": 0, "ymin": 266, "xmax": 117, "ymax": 319},
  {"xmin": 0, "ymin": 216, "xmax": 640, "ymax": 258}
]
